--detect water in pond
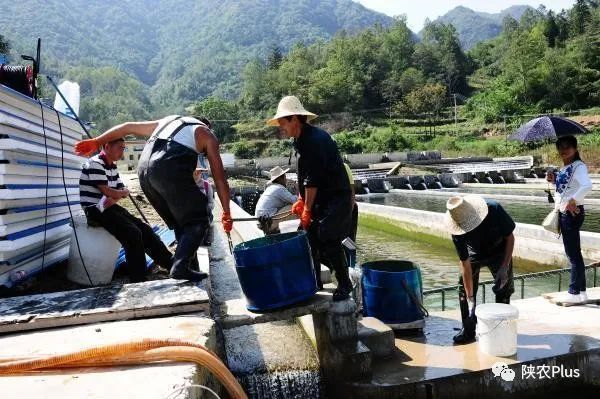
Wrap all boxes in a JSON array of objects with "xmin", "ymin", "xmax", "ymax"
[
  {"xmin": 361, "ymin": 193, "xmax": 600, "ymax": 233},
  {"xmin": 453, "ymin": 186, "xmax": 600, "ymax": 199}
]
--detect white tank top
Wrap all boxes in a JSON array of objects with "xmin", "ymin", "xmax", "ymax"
[{"xmin": 151, "ymin": 115, "xmax": 208, "ymax": 153}]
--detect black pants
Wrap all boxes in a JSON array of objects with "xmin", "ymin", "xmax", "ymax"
[
  {"xmin": 307, "ymin": 195, "xmax": 353, "ymax": 290},
  {"xmin": 349, "ymin": 202, "xmax": 358, "ymax": 242},
  {"xmin": 458, "ymin": 253, "xmax": 515, "ymax": 324},
  {"xmin": 559, "ymin": 207, "xmax": 586, "ymax": 295},
  {"xmin": 85, "ymin": 205, "xmax": 173, "ymax": 282},
  {"xmin": 138, "ymin": 140, "xmax": 209, "ymax": 274}
]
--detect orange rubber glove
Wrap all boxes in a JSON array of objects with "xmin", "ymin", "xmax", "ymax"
[
  {"xmin": 300, "ymin": 208, "xmax": 312, "ymax": 230},
  {"xmin": 74, "ymin": 138, "xmax": 100, "ymax": 156},
  {"xmin": 292, "ymin": 198, "xmax": 305, "ymax": 217},
  {"xmin": 222, "ymin": 212, "xmax": 233, "ymax": 233}
]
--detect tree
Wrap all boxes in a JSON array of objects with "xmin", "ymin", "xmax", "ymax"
[
  {"xmin": 544, "ymin": 11, "xmax": 561, "ymax": 47},
  {"xmin": 400, "ymin": 83, "xmax": 448, "ymax": 135},
  {"xmin": 267, "ymin": 46, "xmax": 283, "ymax": 70},
  {"xmin": 190, "ymin": 97, "xmax": 239, "ymax": 142},
  {"xmin": 570, "ymin": 0, "xmax": 592, "ymax": 35},
  {"xmin": 415, "ymin": 22, "xmax": 470, "ymax": 94}
]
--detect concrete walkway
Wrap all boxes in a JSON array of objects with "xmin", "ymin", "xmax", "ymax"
[{"xmin": 348, "ymin": 290, "xmax": 600, "ymax": 398}]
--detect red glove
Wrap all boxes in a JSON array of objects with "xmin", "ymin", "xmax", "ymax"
[
  {"xmin": 74, "ymin": 138, "xmax": 100, "ymax": 156},
  {"xmin": 300, "ymin": 208, "xmax": 312, "ymax": 230},
  {"xmin": 292, "ymin": 198, "xmax": 305, "ymax": 216},
  {"xmin": 221, "ymin": 212, "xmax": 233, "ymax": 233}
]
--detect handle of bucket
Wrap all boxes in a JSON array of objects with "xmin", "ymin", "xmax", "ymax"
[
  {"xmin": 476, "ymin": 319, "xmax": 505, "ymax": 338},
  {"xmin": 401, "ymin": 279, "xmax": 429, "ymax": 318}
]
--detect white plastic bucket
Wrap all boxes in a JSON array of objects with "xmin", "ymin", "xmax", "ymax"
[
  {"xmin": 66, "ymin": 215, "xmax": 121, "ymax": 286},
  {"xmin": 475, "ymin": 303, "xmax": 519, "ymax": 357}
]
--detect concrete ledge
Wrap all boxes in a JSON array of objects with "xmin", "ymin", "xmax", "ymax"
[
  {"xmin": 387, "ymin": 188, "xmax": 600, "ymax": 207},
  {"xmin": 0, "ymin": 314, "xmax": 219, "ymax": 399},
  {"xmin": 298, "ymin": 315, "xmax": 395, "ymax": 359},
  {"xmin": 357, "ymin": 317, "xmax": 395, "ymax": 358}
]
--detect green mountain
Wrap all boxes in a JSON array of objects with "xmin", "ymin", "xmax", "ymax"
[
  {"xmin": 423, "ymin": 5, "xmax": 533, "ymax": 49},
  {"xmin": 0, "ymin": 0, "xmax": 393, "ymax": 112}
]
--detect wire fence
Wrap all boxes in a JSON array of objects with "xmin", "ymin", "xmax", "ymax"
[{"xmin": 423, "ymin": 263, "xmax": 600, "ymax": 312}]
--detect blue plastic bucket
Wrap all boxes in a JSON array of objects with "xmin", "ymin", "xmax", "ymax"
[
  {"xmin": 233, "ymin": 231, "xmax": 318, "ymax": 311},
  {"xmin": 362, "ymin": 260, "xmax": 424, "ymax": 325}
]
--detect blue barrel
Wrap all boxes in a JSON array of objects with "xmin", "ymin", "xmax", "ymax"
[
  {"xmin": 362, "ymin": 260, "xmax": 424, "ymax": 325},
  {"xmin": 233, "ymin": 231, "xmax": 318, "ymax": 311}
]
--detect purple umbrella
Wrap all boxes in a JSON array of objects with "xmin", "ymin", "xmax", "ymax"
[{"xmin": 508, "ymin": 116, "xmax": 589, "ymax": 142}]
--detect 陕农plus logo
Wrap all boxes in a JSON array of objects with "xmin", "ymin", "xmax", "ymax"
[
  {"xmin": 492, "ymin": 362, "xmax": 516, "ymax": 381},
  {"xmin": 492, "ymin": 362, "xmax": 581, "ymax": 382}
]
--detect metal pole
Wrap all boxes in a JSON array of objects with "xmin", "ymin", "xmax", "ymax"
[
  {"xmin": 453, "ymin": 94, "xmax": 458, "ymax": 134},
  {"xmin": 46, "ymin": 75, "xmax": 150, "ymax": 224}
]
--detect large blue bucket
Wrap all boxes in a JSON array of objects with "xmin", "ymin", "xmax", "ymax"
[
  {"xmin": 233, "ymin": 231, "xmax": 318, "ymax": 312},
  {"xmin": 362, "ymin": 260, "xmax": 425, "ymax": 325}
]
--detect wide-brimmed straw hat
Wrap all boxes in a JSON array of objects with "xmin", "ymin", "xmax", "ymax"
[
  {"xmin": 268, "ymin": 166, "xmax": 290, "ymax": 183},
  {"xmin": 267, "ymin": 96, "xmax": 318, "ymax": 126},
  {"xmin": 445, "ymin": 195, "xmax": 489, "ymax": 235}
]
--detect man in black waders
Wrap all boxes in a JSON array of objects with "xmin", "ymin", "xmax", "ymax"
[
  {"xmin": 445, "ymin": 195, "xmax": 516, "ymax": 344},
  {"xmin": 75, "ymin": 116, "xmax": 233, "ymax": 282},
  {"xmin": 267, "ymin": 96, "xmax": 353, "ymax": 301}
]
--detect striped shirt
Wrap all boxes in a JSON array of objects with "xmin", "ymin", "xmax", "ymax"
[{"xmin": 79, "ymin": 153, "xmax": 125, "ymax": 207}]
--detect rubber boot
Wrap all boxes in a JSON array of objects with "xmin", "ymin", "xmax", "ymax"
[
  {"xmin": 453, "ymin": 296, "xmax": 476, "ymax": 344},
  {"xmin": 169, "ymin": 223, "xmax": 208, "ymax": 282},
  {"xmin": 325, "ymin": 245, "xmax": 352, "ymax": 302}
]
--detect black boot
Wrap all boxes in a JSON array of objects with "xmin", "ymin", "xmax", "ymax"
[
  {"xmin": 326, "ymin": 245, "xmax": 353, "ymax": 302},
  {"xmin": 169, "ymin": 223, "xmax": 209, "ymax": 282},
  {"xmin": 170, "ymin": 266, "xmax": 208, "ymax": 282},
  {"xmin": 333, "ymin": 284, "xmax": 352, "ymax": 301},
  {"xmin": 453, "ymin": 316, "xmax": 476, "ymax": 344}
]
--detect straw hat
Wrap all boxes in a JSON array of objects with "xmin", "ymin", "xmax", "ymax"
[
  {"xmin": 268, "ymin": 166, "xmax": 290, "ymax": 183},
  {"xmin": 267, "ymin": 96, "xmax": 318, "ymax": 126},
  {"xmin": 445, "ymin": 195, "xmax": 489, "ymax": 235}
]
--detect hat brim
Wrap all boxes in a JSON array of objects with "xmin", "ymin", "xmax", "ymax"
[
  {"xmin": 269, "ymin": 168, "xmax": 290, "ymax": 183},
  {"xmin": 444, "ymin": 195, "xmax": 489, "ymax": 235},
  {"xmin": 267, "ymin": 112, "xmax": 318, "ymax": 126}
]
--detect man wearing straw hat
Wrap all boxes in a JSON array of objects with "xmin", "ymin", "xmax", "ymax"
[
  {"xmin": 268, "ymin": 96, "xmax": 354, "ymax": 301},
  {"xmin": 445, "ymin": 195, "xmax": 516, "ymax": 344},
  {"xmin": 254, "ymin": 166, "xmax": 298, "ymax": 234}
]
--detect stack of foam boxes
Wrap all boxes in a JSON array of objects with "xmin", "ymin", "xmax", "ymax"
[{"xmin": 0, "ymin": 84, "xmax": 85, "ymax": 288}]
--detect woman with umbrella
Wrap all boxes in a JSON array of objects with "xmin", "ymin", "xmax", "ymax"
[
  {"xmin": 546, "ymin": 135, "xmax": 593, "ymax": 304},
  {"xmin": 510, "ymin": 116, "xmax": 593, "ymax": 304}
]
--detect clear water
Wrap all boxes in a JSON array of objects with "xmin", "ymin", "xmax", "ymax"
[
  {"xmin": 453, "ymin": 186, "xmax": 600, "ymax": 199},
  {"xmin": 361, "ymin": 193, "xmax": 600, "ymax": 233}
]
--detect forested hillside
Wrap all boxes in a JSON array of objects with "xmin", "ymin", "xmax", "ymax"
[{"xmin": 0, "ymin": 0, "xmax": 392, "ymax": 129}]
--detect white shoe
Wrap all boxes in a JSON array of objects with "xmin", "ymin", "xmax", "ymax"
[
  {"xmin": 580, "ymin": 291, "xmax": 589, "ymax": 302},
  {"xmin": 561, "ymin": 293, "xmax": 584, "ymax": 304}
]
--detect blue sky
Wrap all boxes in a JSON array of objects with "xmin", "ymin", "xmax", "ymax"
[{"xmin": 356, "ymin": 1, "xmax": 576, "ymax": 31}]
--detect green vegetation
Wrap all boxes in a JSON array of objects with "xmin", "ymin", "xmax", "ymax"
[
  {"xmin": 0, "ymin": 0, "xmax": 391, "ymax": 127},
  {"xmin": 1, "ymin": 0, "xmax": 599, "ymax": 167}
]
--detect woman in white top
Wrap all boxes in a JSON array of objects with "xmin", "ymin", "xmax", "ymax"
[{"xmin": 546, "ymin": 135, "xmax": 593, "ymax": 304}]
